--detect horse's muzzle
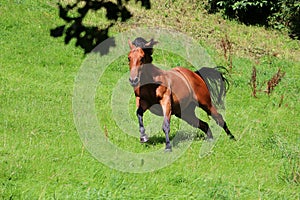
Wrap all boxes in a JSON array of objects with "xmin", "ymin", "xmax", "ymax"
[{"xmin": 129, "ymin": 76, "xmax": 140, "ymax": 87}]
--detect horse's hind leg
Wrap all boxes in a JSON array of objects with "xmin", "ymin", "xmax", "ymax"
[
  {"xmin": 180, "ymin": 105, "xmax": 213, "ymax": 140},
  {"xmin": 209, "ymin": 106, "xmax": 235, "ymax": 140}
]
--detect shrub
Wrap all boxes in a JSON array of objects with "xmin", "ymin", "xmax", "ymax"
[
  {"xmin": 270, "ymin": 0, "xmax": 300, "ymax": 39},
  {"xmin": 207, "ymin": 0, "xmax": 300, "ymax": 39}
]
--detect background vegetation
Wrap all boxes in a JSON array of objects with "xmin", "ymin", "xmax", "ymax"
[
  {"xmin": 1, "ymin": 0, "xmax": 299, "ymax": 199},
  {"xmin": 207, "ymin": 0, "xmax": 300, "ymax": 39}
]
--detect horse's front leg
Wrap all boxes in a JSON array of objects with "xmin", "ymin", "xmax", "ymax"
[
  {"xmin": 136, "ymin": 106, "xmax": 148, "ymax": 143},
  {"xmin": 160, "ymin": 92, "xmax": 172, "ymax": 152}
]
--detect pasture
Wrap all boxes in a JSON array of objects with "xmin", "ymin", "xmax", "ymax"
[{"xmin": 1, "ymin": 0, "xmax": 299, "ymax": 199}]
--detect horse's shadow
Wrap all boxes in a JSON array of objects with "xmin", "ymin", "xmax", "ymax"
[{"xmin": 144, "ymin": 131, "xmax": 205, "ymax": 147}]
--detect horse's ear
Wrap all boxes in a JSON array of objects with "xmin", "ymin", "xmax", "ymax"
[
  {"xmin": 128, "ymin": 39, "xmax": 135, "ymax": 50},
  {"xmin": 145, "ymin": 38, "xmax": 158, "ymax": 47}
]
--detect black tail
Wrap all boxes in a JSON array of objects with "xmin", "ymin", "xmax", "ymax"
[{"xmin": 195, "ymin": 66, "xmax": 229, "ymax": 110}]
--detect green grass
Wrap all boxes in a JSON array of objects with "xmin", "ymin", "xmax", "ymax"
[{"xmin": 1, "ymin": 0, "xmax": 299, "ymax": 199}]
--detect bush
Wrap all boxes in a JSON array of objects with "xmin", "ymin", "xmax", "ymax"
[
  {"xmin": 271, "ymin": 0, "xmax": 300, "ymax": 39},
  {"xmin": 207, "ymin": 0, "xmax": 300, "ymax": 39}
]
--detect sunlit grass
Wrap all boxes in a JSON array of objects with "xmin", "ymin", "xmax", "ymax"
[{"xmin": 0, "ymin": 0, "xmax": 299, "ymax": 199}]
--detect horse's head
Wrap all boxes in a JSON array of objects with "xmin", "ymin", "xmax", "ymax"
[{"xmin": 128, "ymin": 39, "xmax": 157, "ymax": 87}]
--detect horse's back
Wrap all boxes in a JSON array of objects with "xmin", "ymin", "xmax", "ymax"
[{"xmin": 172, "ymin": 67, "xmax": 212, "ymax": 108}]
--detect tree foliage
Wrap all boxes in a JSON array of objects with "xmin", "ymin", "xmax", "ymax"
[{"xmin": 207, "ymin": 0, "xmax": 300, "ymax": 39}]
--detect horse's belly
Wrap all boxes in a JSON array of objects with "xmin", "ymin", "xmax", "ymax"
[
  {"xmin": 171, "ymin": 83, "xmax": 194, "ymax": 111},
  {"xmin": 171, "ymin": 95, "xmax": 193, "ymax": 116}
]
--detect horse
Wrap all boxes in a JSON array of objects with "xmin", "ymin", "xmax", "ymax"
[{"xmin": 127, "ymin": 38, "xmax": 235, "ymax": 151}]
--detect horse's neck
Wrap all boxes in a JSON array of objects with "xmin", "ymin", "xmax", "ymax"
[{"xmin": 141, "ymin": 64, "xmax": 164, "ymax": 81}]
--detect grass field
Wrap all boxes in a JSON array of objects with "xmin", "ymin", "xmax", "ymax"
[{"xmin": 1, "ymin": 0, "xmax": 299, "ymax": 199}]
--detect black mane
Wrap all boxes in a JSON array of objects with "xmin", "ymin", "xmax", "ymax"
[{"xmin": 132, "ymin": 37, "xmax": 156, "ymax": 63}]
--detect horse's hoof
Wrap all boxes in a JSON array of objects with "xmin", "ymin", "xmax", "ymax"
[
  {"xmin": 229, "ymin": 135, "xmax": 236, "ymax": 141},
  {"xmin": 140, "ymin": 135, "xmax": 149, "ymax": 143},
  {"xmin": 164, "ymin": 148, "xmax": 172, "ymax": 153}
]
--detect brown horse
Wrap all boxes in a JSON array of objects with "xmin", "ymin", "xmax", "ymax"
[{"xmin": 128, "ymin": 38, "xmax": 235, "ymax": 151}]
